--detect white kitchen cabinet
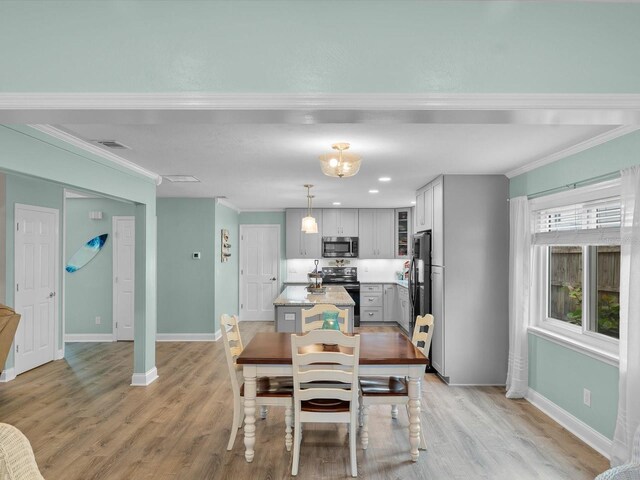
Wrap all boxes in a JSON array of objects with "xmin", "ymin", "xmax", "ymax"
[
  {"xmin": 360, "ymin": 283, "xmax": 383, "ymax": 322},
  {"xmin": 395, "ymin": 208, "xmax": 412, "ymax": 258},
  {"xmin": 358, "ymin": 209, "xmax": 394, "ymax": 258},
  {"xmin": 415, "ymin": 189, "xmax": 425, "ymax": 231},
  {"xmin": 415, "ymin": 184, "xmax": 433, "ymax": 232},
  {"xmin": 383, "ymin": 284, "xmax": 396, "ymax": 321},
  {"xmin": 285, "ymin": 209, "xmax": 322, "ymax": 259},
  {"xmin": 397, "ymin": 285, "xmax": 410, "ymax": 333},
  {"xmin": 430, "ymin": 266, "xmax": 445, "ymax": 375},
  {"xmin": 322, "ymin": 209, "xmax": 358, "ymax": 237},
  {"xmin": 432, "ymin": 177, "xmax": 443, "ymax": 266}
]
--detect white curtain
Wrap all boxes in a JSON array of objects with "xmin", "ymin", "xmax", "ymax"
[
  {"xmin": 506, "ymin": 196, "xmax": 531, "ymax": 399},
  {"xmin": 612, "ymin": 166, "xmax": 640, "ymax": 465}
]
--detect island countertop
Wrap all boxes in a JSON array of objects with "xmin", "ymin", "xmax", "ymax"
[{"xmin": 273, "ymin": 285, "xmax": 355, "ymax": 307}]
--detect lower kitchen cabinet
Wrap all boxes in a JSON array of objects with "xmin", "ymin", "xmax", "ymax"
[
  {"xmin": 383, "ymin": 284, "xmax": 396, "ymax": 321},
  {"xmin": 397, "ymin": 285, "xmax": 410, "ymax": 333},
  {"xmin": 360, "ymin": 284, "xmax": 383, "ymax": 322}
]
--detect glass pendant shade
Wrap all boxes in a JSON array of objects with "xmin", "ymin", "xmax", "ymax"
[
  {"xmin": 319, "ymin": 143, "xmax": 361, "ymax": 178},
  {"xmin": 301, "ymin": 215, "xmax": 318, "ymax": 233}
]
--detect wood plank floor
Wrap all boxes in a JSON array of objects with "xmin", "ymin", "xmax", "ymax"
[{"xmin": 0, "ymin": 322, "xmax": 608, "ymax": 479}]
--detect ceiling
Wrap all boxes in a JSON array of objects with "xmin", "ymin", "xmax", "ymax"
[{"xmin": 56, "ymin": 122, "xmax": 616, "ymax": 209}]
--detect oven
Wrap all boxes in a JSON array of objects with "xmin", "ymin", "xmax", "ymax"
[
  {"xmin": 322, "ymin": 237, "xmax": 358, "ymax": 258},
  {"xmin": 342, "ymin": 283, "xmax": 360, "ymax": 327}
]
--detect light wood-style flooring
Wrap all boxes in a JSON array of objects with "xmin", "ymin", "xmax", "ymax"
[{"xmin": 0, "ymin": 322, "xmax": 608, "ymax": 479}]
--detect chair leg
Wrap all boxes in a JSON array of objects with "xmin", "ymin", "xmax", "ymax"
[
  {"xmin": 292, "ymin": 417, "xmax": 301, "ymax": 476},
  {"xmin": 350, "ymin": 417, "xmax": 358, "ymax": 477},
  {"xmin": 361, "ymin": 404, "xmax": 370, "ymax": 450},
  {"xmin": 391, "ymin": 405, "xmax": 398, "ymax": 419},
  {"xmin": 285, "ymin": 405, "xmax": 293, "ymax": 452},
  {"xmin": 260, "ymin": 405, "xmax": 268, "ymax": 419},
  {"xmin": 227, "ymin": 397, "xmax": 242, "ymax": 451}
]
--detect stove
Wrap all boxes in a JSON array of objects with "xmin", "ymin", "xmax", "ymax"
[{"xmin": 321, "ymin": 267, "xmax": 360, "ymax": 326}]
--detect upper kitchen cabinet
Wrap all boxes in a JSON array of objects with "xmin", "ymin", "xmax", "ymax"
[
  {"xmin": 285, "ymin": 209, "xmax": 323, "ymax": 259},
  {"xmin": 395, "ymin": 208, "xmax": 412, "ymax": 258},
  {"xmin": 358, "ymin": 209, "xmax": 394, "ymax": 258},
  {"xmin": 432, "ymin": 177, "xmax": 443, "ymax": 266},
  {"xmin": 322, "ymin": 209, "xmax": 359, "ymax": 237},
  {"xmin": 415, "ymin": 184, "xmax": 433, "ymax": 232}
]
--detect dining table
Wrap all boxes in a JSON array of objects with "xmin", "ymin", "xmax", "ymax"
[{"xmin": 236, "ymin": 331, "xmax": 429, "ymax": 463}]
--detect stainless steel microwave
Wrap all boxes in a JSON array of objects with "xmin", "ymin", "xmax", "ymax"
[{"xmin": 322, "ymin": 237, "xmax": 359, "ymax": 258}]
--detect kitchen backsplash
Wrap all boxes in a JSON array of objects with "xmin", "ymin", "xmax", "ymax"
[{"xmin": 286, "ymin": 258, "xmax": 407, "ymax": 283}]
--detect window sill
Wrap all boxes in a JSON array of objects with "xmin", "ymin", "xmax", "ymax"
[{"xmin": 527, "ymin": 326, "xmax": 619, "ymax": 367}]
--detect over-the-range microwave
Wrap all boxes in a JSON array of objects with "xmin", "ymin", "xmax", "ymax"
[{"xmin": 322, "ymin": 237, "xmax": 358, "ymax": 258}]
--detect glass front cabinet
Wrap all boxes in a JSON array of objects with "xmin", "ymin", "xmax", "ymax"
[{"xmin": 395, "ymin": 208, "xmax": 412, "ymax": 259}]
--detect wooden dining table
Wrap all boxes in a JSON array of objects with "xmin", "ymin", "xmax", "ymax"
[{"xmin": 236, "ymin": 331, "xmax": 429, "ymax": 463}]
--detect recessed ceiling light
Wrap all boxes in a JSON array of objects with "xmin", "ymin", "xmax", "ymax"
[
  {"xmin": 411, "ymin": 200, "xmax": 416, "ymax": 205},
  {"xmin": 163, "ymin": 175, "xmax": 201, "ymax": 183},
  {"xmin": 378, "ymin": 177, "xmax": 391, "ymax": 182},
  {"xmin": 333, "ymin": 202, "xmax": 341, "ymax": 206},
  {"xmin": 369, "ymin": 189, "xmax": 379, "ymax": 194}
]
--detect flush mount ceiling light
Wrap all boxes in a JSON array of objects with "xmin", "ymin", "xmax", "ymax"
[
  {"xmin": 301, "ymin": 184, "xmax": 318, "ymax": 234},
  {"xmin": 369, "ymin": 189, "xmax": 379, "ymax": 194},
  {"xmin": 319, "ymin": 143, "xmax": 362, "ymax": 178}
]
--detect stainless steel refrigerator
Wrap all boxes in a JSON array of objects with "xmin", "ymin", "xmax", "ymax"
[{"xmin": 409, "ymin": 230, "xmax": 432, "ymax": 352}]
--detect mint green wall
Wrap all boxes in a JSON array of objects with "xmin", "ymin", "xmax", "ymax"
[
  {"xmin": 510, "ymin": 130, "xmax": 640, "ymax": 197},
  {"xmin": 529, "ymin": 335, "xmax": 618, "ymax": 439},
  {"xmin": 510, "ymin": 131, "xmax": 640, "ymax": 440},
  {"xmin": 65, "ymin": 198, "xmax": 135, "ymax": 335},
  {"xmin": 239, "ymin": 211, "xmax": 286, "ymax": 291},
  {"xmin": 214, "ymin": 203, "xmax": 239, "ymax": 332},
  {"xmin": 0, "ymin": 125, "xmax": 157, "ymax": 376},
  {"xmin": 157, "ymin": 198, "xmax": 216, "ymax": 334},
  {"xmin": 2, "ymin": 2, "xmax": 640, "ymax": 93}
]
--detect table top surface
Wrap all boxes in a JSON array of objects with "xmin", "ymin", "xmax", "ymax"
[
  {"xmin": 273, "ymin": 285, "xmax": 355, "ymax": 307},
  {"xmin": 237, "ymin": 332, "xmax": 428, "ymax": 365}
]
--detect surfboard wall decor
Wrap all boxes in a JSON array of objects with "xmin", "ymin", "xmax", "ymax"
[{"xmin": 66, "ymin": 233, "xmax": 108, "ymax": 273}]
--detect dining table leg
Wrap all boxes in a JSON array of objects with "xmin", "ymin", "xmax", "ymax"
[
  {"xmin": 243, "ymin": 365, "xmax": 257, "ymax": 462},
  {"xmin": 407, "ymin": 375, "xmax": 421, "ymax": 461}
]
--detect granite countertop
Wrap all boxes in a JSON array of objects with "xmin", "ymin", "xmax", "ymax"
[{"xmin": 274, "ymin": 285, "xmax": 355, "ymax": 307}]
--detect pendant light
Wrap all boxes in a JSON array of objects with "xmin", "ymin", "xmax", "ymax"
[
  {"xmin": 319, "ymin": 143, "xmax": 361, "ymax": 178},
  {"xmin": 301, "ymin": 184, "xmax": 318, "ymax": 234}
]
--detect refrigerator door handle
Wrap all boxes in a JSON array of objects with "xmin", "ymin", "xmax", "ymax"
[{"xmin": 408, "ymin": 257, "xmax": 415, "ymax": 305}]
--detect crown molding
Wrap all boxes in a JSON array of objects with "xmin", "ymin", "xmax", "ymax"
[
  {"xmin": 215, "ymin": 197, "xmax": 240, "ymax": 213},
  {"xmin": 1, "ymin": 93, "xmax": 640, "ymax": 111},
  {"xmin": 239, "ymin": 208, "xmax": 286, "ymax": 213},
  {"xmin": 28, "ymin": 124, "xmax": 162, "ymax": 185},
  {"xmin": 506, "ymin": 125, "xmax": 640, "ymax": 178}
]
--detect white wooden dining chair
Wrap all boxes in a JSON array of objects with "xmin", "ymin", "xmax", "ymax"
[
  {"xmin": 290, "ymin": 329, "xmax": 361, "ymax": 477},
  {"xmin": 358, "ymin": 314, "xmax": 434, "ymax": 451},
  {"xmin": 220, "ymin": 314, "xmax": 294, "ymax": 451},
  {"xmin": 300, "ymin": 304, "xmax": 349, "ymax": 333}
]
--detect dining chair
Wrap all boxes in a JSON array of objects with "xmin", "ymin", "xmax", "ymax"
[
  {"xmin": 0, "ymin": 423, "xmax": 45, "ymax": 480},
  {"xmin": 220, "ymin": 314, "xmax": 294, "ymax": 451},
  {"xmin": 358, "ymin": 314, "xmax": 434, "ymax": 450},
  {"xmin": 300, "ymin": 304, "xmax": 349, "ymax": 333},
  {"xmin": 290, "ymin": 329, "xmax": 361, "ymax": 477}
]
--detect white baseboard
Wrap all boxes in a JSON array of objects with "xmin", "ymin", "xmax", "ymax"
[
  {"xmin": 0, "ymin": 368, "xmax": 16, "ymax": 383},
  {"xmin": 526, "ymin": 388, "xmax": 612, "ymax": 459},
  {"xmin": 131, "ymin": 367, "xmax": 158, "ymax": 387},
  {"xmin": 214, "ymin": 329, "xmax": 222, "ymax": 341},
  {"xmin": 65, "ymin": 333, "xmax": 115, "ymax": 342},
  {"xmin": 156, "ymin": 333, "xmax": 217, "ymax": 342},
  {"xmin": 55, "ymin": 348, "xmax": 64, "ymax": 360}
]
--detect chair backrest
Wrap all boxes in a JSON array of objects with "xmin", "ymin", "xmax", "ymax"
[
  {"xmin": 301, "ymin": 304, "xmax": 349, "ymax": 333},
  {"xmin": 412, "ymin": 314, "xmax": 435, "ymax": 357},
  {"xmin": 220, "ymin": 314, "xmax": 244, "ymax": 395},
  {"xmin": 290, "ymin": 330, "xmax": 360, "ymax": 408},
  {"xmin": 0, "ymin": 423, "xmax": 45, "ymax": 479}
]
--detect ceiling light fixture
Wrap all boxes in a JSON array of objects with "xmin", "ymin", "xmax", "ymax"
[
  {"xmin": 301, "ymin": 184, "xmax": 318, "ymax": 234},
  {"xmin": 332, "ymin": 202, "xmax": 341, "ymax": 206},
  {"xmin": 369, "ymin": 189, "xmax": 379, "ymax": 194},
  {"xmin": 379, "ymin": 177, "xmax": 391, "ymax": 182},
  {"xmin": 319, "ymin": 143, "xmax": 362, "ymax": 178}
]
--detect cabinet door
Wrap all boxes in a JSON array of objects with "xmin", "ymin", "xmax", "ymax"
[
  {"xmin": 432, "ymin": 178, "xmax": 444, "ymax": 266},
  {"xmin": 357, "ymin": 209, "xmax": 376, "ymax": 258},
  {"xmin": 431, "ymin": 266, "xmax": 445, "ymax": 375},
  {"xmin": 395, "ymin": 208, "xmax": 412, "ymax": 258},
  {"xmin": 340, "ymin": 209, "xmax": 359, "ymax": 236},
  {"xmin": 302, "ymin": 210, "xmax": 322, "ymax": 259},
  {"xmin": 383, "ymin": 285, "xmax": 396, "ymax": 321},
  {"xmin": 424, "ymin": 184, "xmax": 433, "ymax": 231},
  {"xmin": 375, "ymin": 209, "xmax": 395, "ymax": 258},
  {"xmin": 321, "ymin": 209, "xmax": 340, "ymax": 237},
  {"xmin": 416, "ymin": 190, "xmax": 425, "ymax": 230},
  {"xmin": 285, "ymin": 209, "xmax": 304, "ymax": 258}
]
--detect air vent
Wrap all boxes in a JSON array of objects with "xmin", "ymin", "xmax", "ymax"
[
  {"xmin": 94, "ymin": 140, "xmax": 130, "ymax": 149},
  {"xmin": 163, "ymin": 175, "xmax": 201, "ymax": 183}
]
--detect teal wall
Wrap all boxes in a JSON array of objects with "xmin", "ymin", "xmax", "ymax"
[
  {"xmin": 510, "ymin": 130, "xmax": 640, "ymax": 440},
  {"xmin": 239, "ymin": 211, "xmax": 286, "ymax": 291},
  {"xmin": 65, "ymin": 198, "xmax": 135, "ymax": 335},
  {"xmin": 2, "ymin": 1, "xmax": 640, "ymax": 93},
  {"xmin": 0, "ymin": 125, "xmax": 157, "ymax": 376},
  {"xmin": 157, "ymin": 198, "xmax": 216, "ymax": 334},
  {"xmin": 214, "ymin": 203, "xmax": 239, "ymax": 332}
]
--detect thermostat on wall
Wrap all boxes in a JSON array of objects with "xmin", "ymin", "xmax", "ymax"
[{"xmin": 193, "ymin": 252, "xmax": 201, "ymax": 259}]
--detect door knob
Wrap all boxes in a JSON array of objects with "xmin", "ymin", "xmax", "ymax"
[
  {"xmin": 270, "ymin": 277, "xmax": 277, "ymax": 281},
  {"xmin": 48, "ymin": 292, "xmax": 56, "ymax": 298}
]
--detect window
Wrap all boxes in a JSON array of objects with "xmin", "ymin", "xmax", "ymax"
[{"xmin": 530, "ymin": 179, "xmax": 621, "ymax": 359}]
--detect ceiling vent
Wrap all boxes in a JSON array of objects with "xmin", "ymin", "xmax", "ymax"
[
  {"xmin": 94, "ymin": 140, "xmax": 130, "ymax": 149},
  {"xmin": 163, "ymin": 175, "xmax": 201, "ymax": 183}
]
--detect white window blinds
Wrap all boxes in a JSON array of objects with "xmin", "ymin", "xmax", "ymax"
[{"xmin": 532, "ymin": 188, "xmax": 621, "ymax": 246}]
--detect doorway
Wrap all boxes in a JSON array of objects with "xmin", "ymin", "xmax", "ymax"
[
  {"xmin": 239, "ymin": 224, "xmax": 280, "ymax": 321},
  {"xmin": 14, "ymin": 203, "xmax": 59, "ymax": 375},
  {"xmin": 113, "ymin": 216, "xmax": 135, "ymax": 341}
]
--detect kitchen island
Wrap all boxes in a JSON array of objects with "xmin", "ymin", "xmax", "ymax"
[{"xmin": 273, "ymin": 285, "xmax": 355, "ymax": 333}]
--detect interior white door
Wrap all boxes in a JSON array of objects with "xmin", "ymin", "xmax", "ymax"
[
  {"xmin": 240, "ymin": 225, "xmax": 280, "ymax": 321},
  {"xmin": 113, "ymin": 216, "xmax": 135, "ymax": 341},
  {"xmin": 14, "ymin": 204, "xmax": 58, "ymax": 375}
]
